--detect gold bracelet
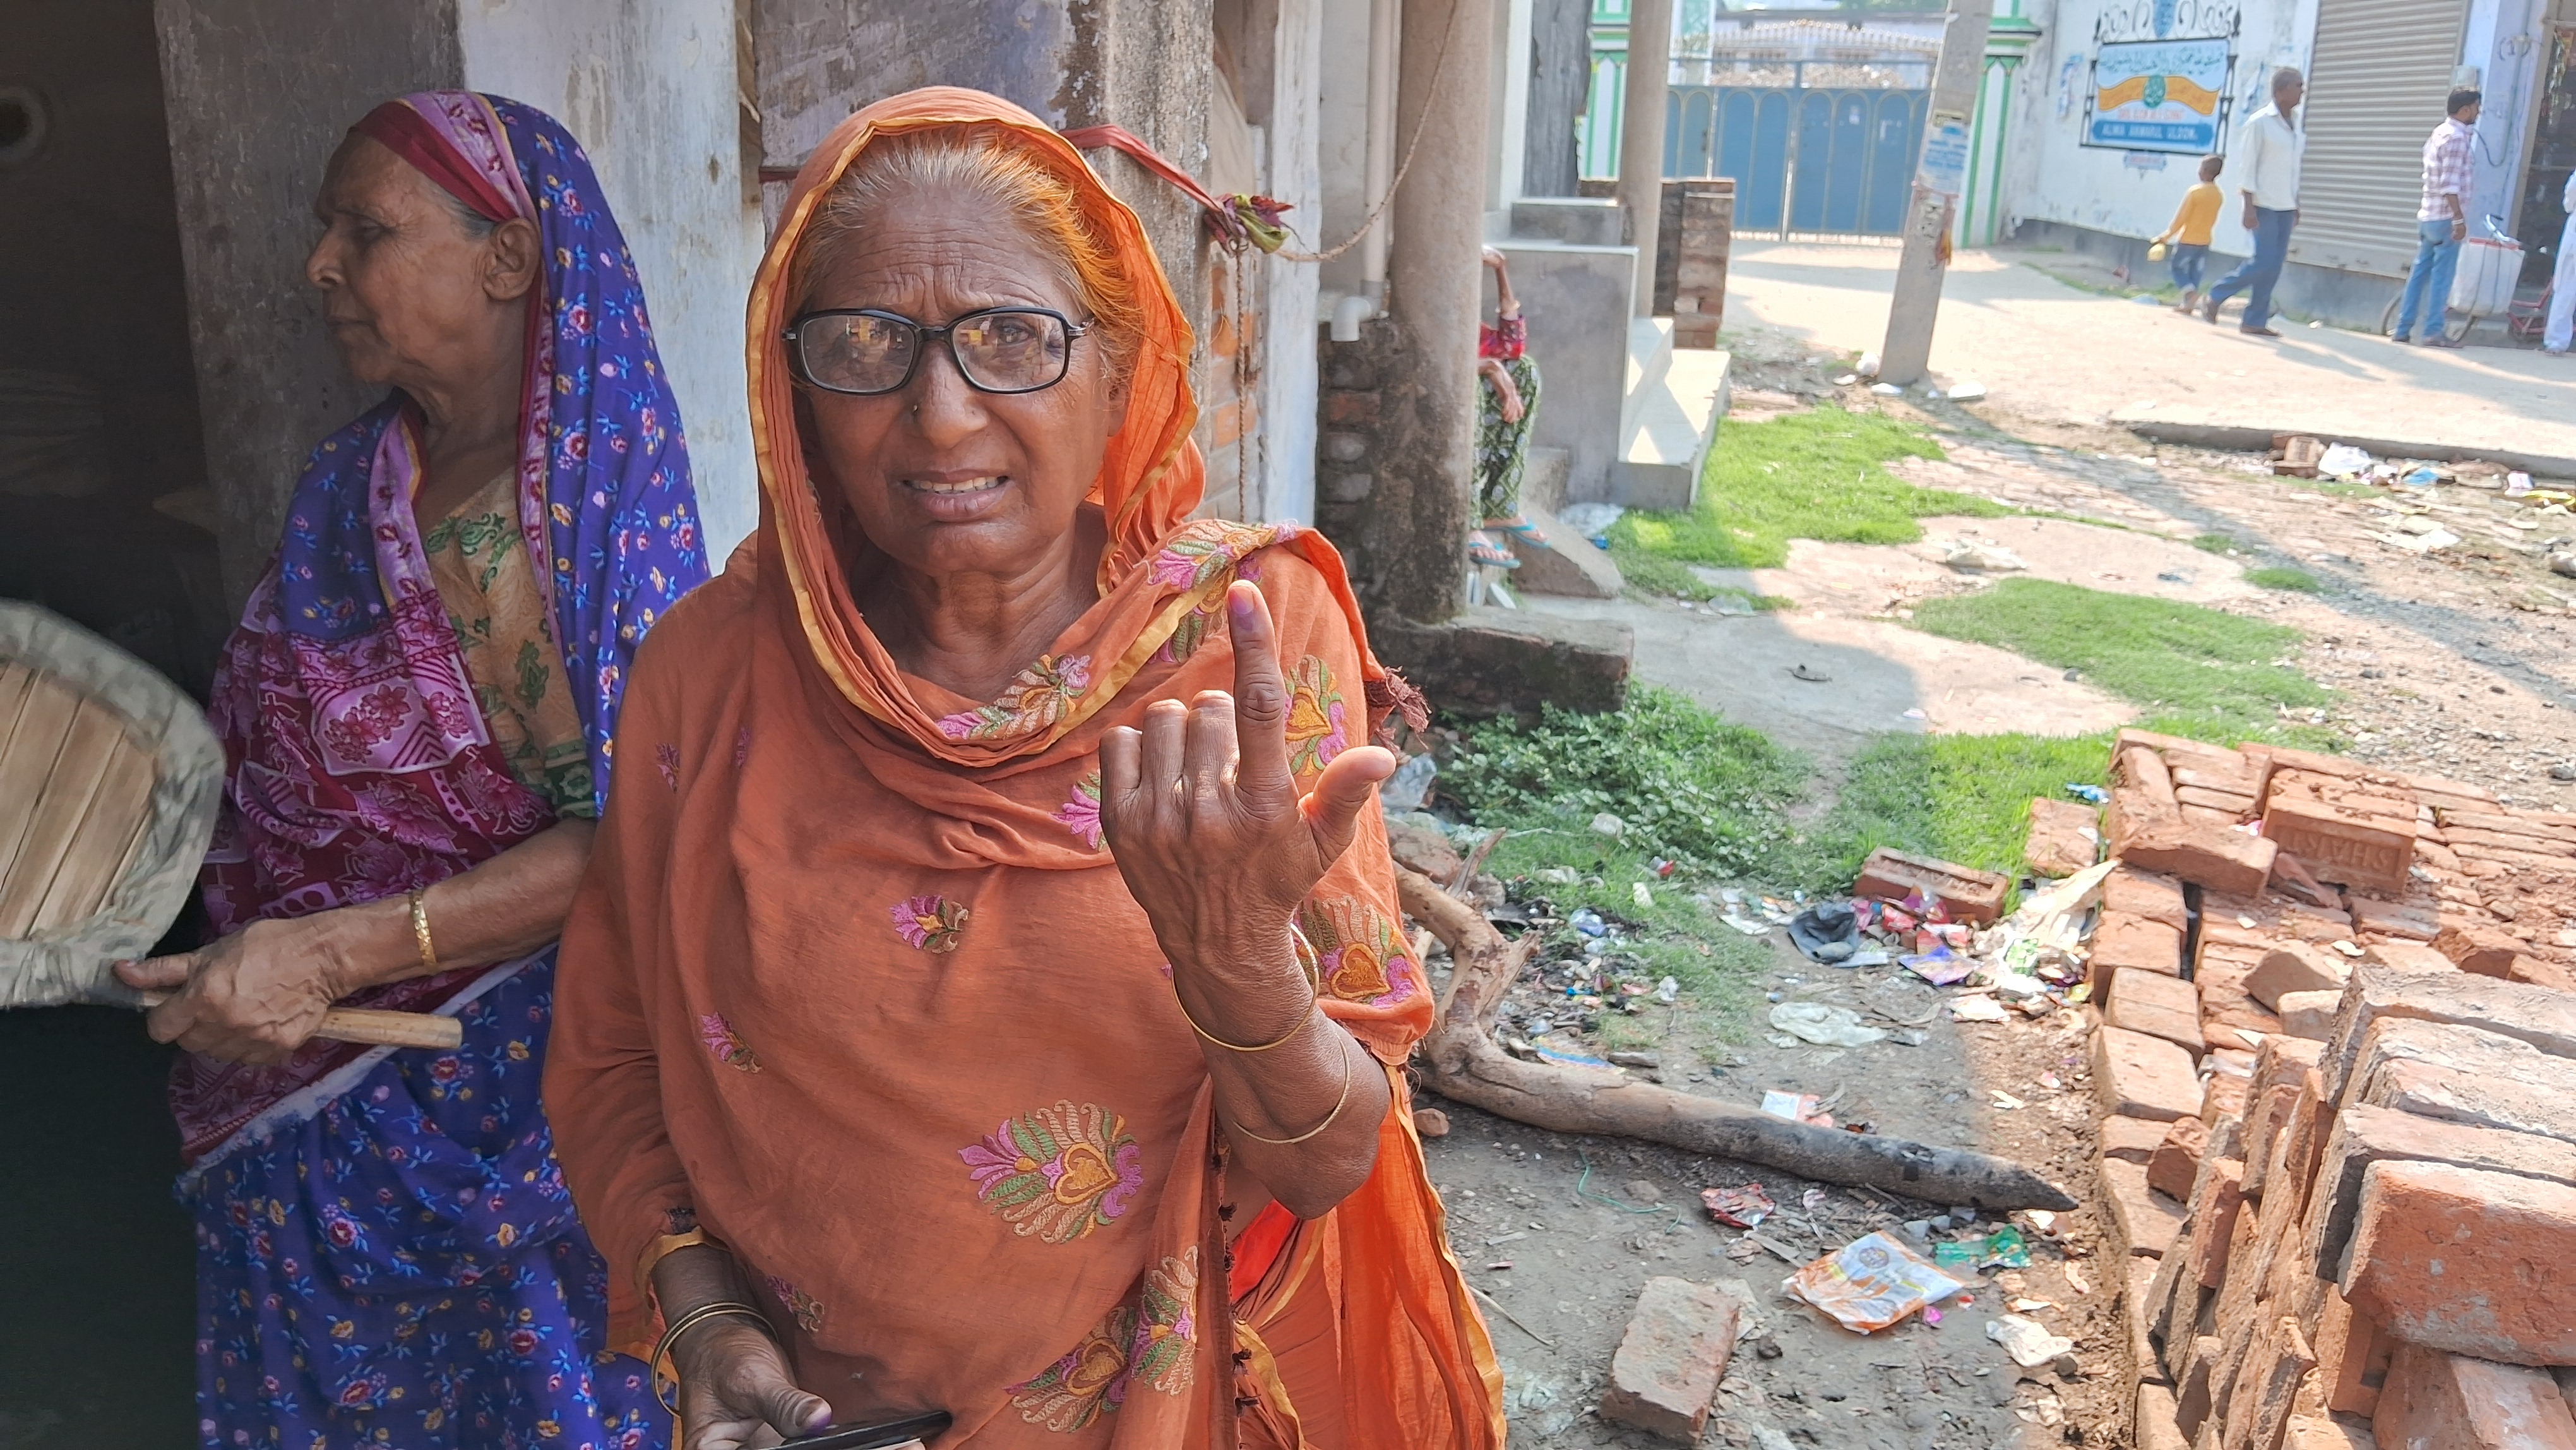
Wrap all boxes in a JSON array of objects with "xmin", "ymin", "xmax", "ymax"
[
  {"xmin": 638, "ymin": 1227, "xmax": 718, "ymax": 1298},
  {"xmin": 650, "ymin": 1300, "xmax": 772, "ymax": 1413},
  {"xmin": 1176, "ymin": 986, "xmax": 1318, "ymax": 1053},
  {"xmin": 1227, "ymin": 1036, "xmax": 1356, "ymax": 1146},
  {"xmin": 407, "ymin": 889, "xmax": 441, "ymax": 974}
]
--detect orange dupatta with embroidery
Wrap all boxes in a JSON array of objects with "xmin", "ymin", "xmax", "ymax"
[{"xmin": 544, "ymin": 88, "xmax": 1505, "ymax": 1448}]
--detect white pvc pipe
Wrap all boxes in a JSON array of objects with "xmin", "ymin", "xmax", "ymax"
[
  {"xmin": 1330, "ymin": 291, "xmax": 1375, "ymax": 341},
  {"xmin": 1361, "ymin": 0, "xmax": 1401, "ymax": 306}
]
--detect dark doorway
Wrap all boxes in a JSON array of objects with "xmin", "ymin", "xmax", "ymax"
[{"xmin": 0, "ymin": 1, "xmax": 208, "ymax": 1444}]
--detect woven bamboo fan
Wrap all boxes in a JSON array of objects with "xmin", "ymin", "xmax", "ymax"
[
  {"xmin": 0, "ymin": 599, "xmax": 221, "ymax": 1009},
  {"xmin": 0, "ymin": 603, "xmax": 460, "ymax": 1049}
]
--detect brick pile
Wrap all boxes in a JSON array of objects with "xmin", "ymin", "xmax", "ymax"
[{"xmin": 2076, "ymin": 729, "xmax": 2576, "ymax": 1449}]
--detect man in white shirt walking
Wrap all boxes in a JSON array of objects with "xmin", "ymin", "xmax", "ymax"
[
  {"xmin": 2548, "ymin": 168, "xmax": 2575, "ymax": 356},
  {"xmin": 2202, "ymin": 67, "xmax": 2306, "ymax": 337},
  {"xmin": 2393, "ymin": 88, "xmax": 2483, "ymax": 346}
]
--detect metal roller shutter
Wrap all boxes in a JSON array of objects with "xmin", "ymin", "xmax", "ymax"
[{"xmin": 2287, "ymin": 0, "xmax": 2471, "ymax": 277}]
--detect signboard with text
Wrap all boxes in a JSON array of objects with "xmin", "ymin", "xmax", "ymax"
[{"xmin": 2083, "ymin": 37, "xmax": 2233, "ymax": 153}]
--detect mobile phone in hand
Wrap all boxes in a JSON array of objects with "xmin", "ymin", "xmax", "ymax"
[{"xmin": 783, "ymin": 1410, "xmax": 952, "ymax": 1449}]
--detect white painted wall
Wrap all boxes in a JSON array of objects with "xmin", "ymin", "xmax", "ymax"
[
  {"xmin": 1484, "ymin": 0, "xmax": 1534, "ymax": 220},
  {"xmin": 458, "ymin": 0, "xmax": 768, "ymax": 566},
  {"xmin": 2465, "ymin": 0, "xmax": 2550, "ymax": 232},
  {"xmin": 1316, "ymin": 0, "xmax": 1378, "ymax": 301},
  {"xmin": 1260, "ymin": 0, "xmax": 1325, "ymax": 525},
  {"xmin": 2005, "ymin": 0, "xmax": 2316, "ymax": 255}
]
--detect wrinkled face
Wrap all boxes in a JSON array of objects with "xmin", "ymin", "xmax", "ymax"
[
  {"xmin": 305, "ymin": 133, "xmax": 533, "ymax": 392},
  {"xmin": 794, "ymin": 184, "xmax": 1127, "ymax": 585},
  {"xmin": 2275, "ymin": 76, "xmax": 2305, "ymax": 112}
]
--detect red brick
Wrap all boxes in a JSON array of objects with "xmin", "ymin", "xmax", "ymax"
[
  {"xmin": 1851, "ymin": 847, "xmax": 2008, "ymax": 923},
  {"xmin": 1320, "ymin": 388, "xmax": 1381, "ymax": 424},
  {"xmin": 2347, "ymin": 896, "xmax": 2442, "ymax": 941},
  {"xmin": 2249, "ymin": 944, "xmax": 2352, "ymax": 1010},
  {"xmin": 2447, "ymin": 825, "xmax": 2576, "ymax": 858},
  {"xmin": 2503, "ymin": 954, "xmax": 2576, "ymax": 993},
  {"xmin": 2306, "ymin": 1104, "xmax": 2576, "ymax": 1280},
  {"xmin": 2370, "ymin": 1345, "xmax": 2576, "ymax": 1450},
  {"xmin": 2174, "ymin": 757, "xmax": 2263, "ymax": 794},
  {"xmin": 2264, "ymin": 790, "xmax": 2416, "ymax": 895},
  {"xmin": 2179, "ymin": 1158, "xmax": 2248, "ymax": 1291},
  {"xmin": 2201, "ymin": 991, "xmax": 2283, "ymax": 1055},
  {"xmin": 2108, "ymin": 865, "xmax": 2191, "ymax": 932},
  {"xmin": 2314, "ymin": 1288, "xmax": 2394, "ymax": 1418},
  {"xmin": 2281, "ymin": 1414, "xmax": 2378, "ymax": 1449},
  {"xmin": 2150, "ymin": 1114, "xmax": 2212, "ymax": 1200},
  {"xmin": 2176, "ymin": 784, "xmax": 2260, "ymax": 817},
  {"xmin": 2360, "ymin": 940, "xmax": 2455, "ymax": 974},
  {"xmin": 2109, "ymin": 1113, "xmax": 2177, "ymax": 1162},
  {"xmin": 2116, "ymin": 969, "xmax": 2209, "ymax": 1055},
  {"xmin": 2129, "ymin": 1255, "xmax": 2166, "ymax": 1381},
  {"xmin": 2025, "ymin": 796, "xmax": 2102, "ymax": 878},
  {"xmin": 2102, "ymin": 1156, "xmax": 2189, "ymax": 1259},
  {"xmin": 2099, "ymin": 1026, "xmax": 2205, "ymax": 1122},
  {"xmin": 2202, "ymin": 1072, "xmax": 2253, "ymax": 1124},
  {"xmin": 2219, "ymin": 1315, "xmax": 2318, "ymax": 1450},
  {"xmin": 2280, "ymin": 990, "xmax": 2342, "ymax": 1040},
  {"xmin": 2342, "ymin": 1018, "xmax": 2576, "ymax": 1138},
  {"xmin": 2138, "ymin": 1381, "xmax": 2191, "ymax": 1450},
  {"xmin": 2178, "ymin": 1334, "xmax": 2225, "ymax": 1441},
  {"xmin": 2440, "ymin": 924, "xmax": 2532, "ymax": 976},
  {"xmin": 2322, "ymin": 962, "xmax": 2576, "ymax": 1106},
  {"xmin": 2431, "ymin": 808, "xmax": 2574, "ymax": 843},
  {"xmin": 2123, "ymin": 817, "xmax": 2281, "ymax": 897},
  {"xmin": 1598, "ymin": 1276, "xmax": 1739, "ymax": 1440},
  {"xmin": 2343, "ymin": 1161, "xmax": 2576, "ymax": 1365},
  {"xmin": 2095, "ymin": 911, "xmax": 2187, "ymax": 992}
]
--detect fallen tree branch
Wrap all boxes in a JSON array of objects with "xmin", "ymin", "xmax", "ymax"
[{"xmin": 1399, "ymin": 866, "xmax": 2077, "ymax": 1212}]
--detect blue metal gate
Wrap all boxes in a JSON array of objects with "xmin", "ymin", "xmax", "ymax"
[{"xmin": 1664, "ymin": 85, "xmax": 1929, "ymax": 236}]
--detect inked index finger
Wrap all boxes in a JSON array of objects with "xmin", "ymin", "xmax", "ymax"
[{"xmin": 1224, "ymin": 580, "xmax": 1294, "ymax": 799}]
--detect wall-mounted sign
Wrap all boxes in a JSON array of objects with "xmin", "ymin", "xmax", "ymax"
[
  {"xmin": 1917, "ymin": 109, "xmax": 1972, "ymax": 196},
  {"xmin": 2083, "ymin": 36, "xmax": 2234, "ymax": 153}
]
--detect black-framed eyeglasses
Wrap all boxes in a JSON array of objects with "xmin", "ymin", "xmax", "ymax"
[{"xmin": 782, "ymin": 306, "xmax": 1090, "ymax": 397}]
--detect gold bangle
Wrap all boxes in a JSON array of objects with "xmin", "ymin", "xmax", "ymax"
[
  {"xmin": 1176, "ymin": 987, "xmax": 1318, "ymax": 1053},
  {"xmin": 407, "ymin": 889, "xmax": 441, "ymax": 974},
  {"xmin": 638, "ymin": 1227, "xmax": 717, "ymax": 1298},
  {"xmin": 650, "ymin": 1300, "xmax": 772, "ymax": 1413},
  {"xmin": 1227, "ymin": 1035, "xmax": 1357, "ymax": 1146}
]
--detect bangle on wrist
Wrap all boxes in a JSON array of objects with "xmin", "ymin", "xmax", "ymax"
[
  {"xmin": 1172, "ymin": 928, "xmax": 1323, "ymax": 1053},
  {"xmin": 1228, "ymin": 1034, "xmax": 1357, "ymax": 1146},
  {"xmin": 650, "ymin": 1300, "xmax": 773, "ymax": 1414},
  {"xmin": 407, "ymin": 888, "xmax": 441, "ymax": 975}
]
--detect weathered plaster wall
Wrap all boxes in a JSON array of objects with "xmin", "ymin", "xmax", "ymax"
[
  {"xmin": 153, "ymin": 0, "xmax": 463, "ymax": 605},
  {"xmin": 1257, "ymin": 0, "xmax": 1325, "ymax": 525},
  {"xmin": 458, "ymin": 0, "xmax": 767, "ymax": 563},
  {"xmin": 1315, "ymin": 0, "xmax": 1381, "ymax": 303},
  {"xmin": 2006, "ymin": 0, "xmax": 2313, "ymax": 256}
]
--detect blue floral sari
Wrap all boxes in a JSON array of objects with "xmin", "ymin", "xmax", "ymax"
[{"xmin": 179, "ymin": 92, "xmax": 702, "ymax": 1450}]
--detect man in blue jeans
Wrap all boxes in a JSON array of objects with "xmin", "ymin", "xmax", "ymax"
[
  {"xmin": 2392, "ymin": 88, "xmax": 2483, "ymax": 345},
  {"xmin": 2203, "ymin": 68, "xmax": 2305, "ymax": 337}
]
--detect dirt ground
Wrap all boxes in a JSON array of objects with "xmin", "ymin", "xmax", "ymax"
[{"xmin": 1426, "ymin": 306, "xmax": 2576, "ymax": 1447}]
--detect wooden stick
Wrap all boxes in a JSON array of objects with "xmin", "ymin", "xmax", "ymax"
[
  {"xmin": 137, "ymin": 994, "xmax": 463, "ymax": 1050},
  {"xmin": 1395, "ymin": 866, "xmax": 2077, "ymax": 1211}
]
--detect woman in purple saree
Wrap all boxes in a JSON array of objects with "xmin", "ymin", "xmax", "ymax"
[{"xmin": 116, "ymin": 92, "xmax": 699, "ymax": 1449}]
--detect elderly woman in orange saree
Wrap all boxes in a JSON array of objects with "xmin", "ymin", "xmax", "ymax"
[{"xmin": 542, "ymin": 88, "xmax": 1506, "ymax": 1449}]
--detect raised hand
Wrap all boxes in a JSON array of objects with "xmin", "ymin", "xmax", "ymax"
[{"xmin": 1099, "ymin": 581, "xmax": 1395, "ymax": 1000}]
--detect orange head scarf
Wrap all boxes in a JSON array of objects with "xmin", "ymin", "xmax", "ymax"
[{"xmin": 746, "ymin": 88, "xmax": 1418, "ymax": 770}]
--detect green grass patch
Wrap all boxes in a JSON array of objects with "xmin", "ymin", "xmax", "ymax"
[
  {"xmin": 1909, "ymin": 579, "xmax": 2332, "ymax": 740},
  {"xmin": 1606, "ymin": 536, "xmax": 1722, "ymax": 601},
  {"xmin": 2192, "ymin": 532, "xmax": 2242, "ymax": 554},
  {"xmin": 1606, "ymin": 406, "xmax": 1996, "ymax": 573},
  {"xmin": 1439, "ymin": 686, "xmax": 1811, "ymax": 878},
  {"xmin": 2246, "ymin": 566, "xmax": 2324, "ymax": 592},
  {"xmin": 1797, "ymin": 733, "xmax": 2114, "ymax": 890}
]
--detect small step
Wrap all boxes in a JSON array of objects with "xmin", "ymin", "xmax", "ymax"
[
  {"xmin": 1511, "ymin": 197, "xmax": 1626, "ymax": 248},
  {"xmin": 1504, "ymin": 503, "xmax": 1623, "ymax": 599},
  {"xmin": 1613, "ymin": 347, "xmax": 1731, "ymax": 512},
  {"xmin": 1621, "ymin": 318, "xmax": 1676, "ymax": 443}
]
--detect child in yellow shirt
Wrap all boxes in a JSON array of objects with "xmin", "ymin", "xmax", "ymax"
[{"xmin": 2154, "ymin": 155, "xmax": 2226, "ymax": 311}]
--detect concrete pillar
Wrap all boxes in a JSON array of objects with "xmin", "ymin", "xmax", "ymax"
[
  {"xmin": 1616, "ymin": 0, "xmax": 1673, "ymax": 316},
  {"xmin": 1876, "ymin": 0, "xmax": 1994, "ymax": 386},
  {"xmin": 1484, "ymin": 0, "xmax": 1535, "ymax": 224},
  {"xmin": 1363, "ymin": 0, "xmax": 1494, "ymax": 625}
]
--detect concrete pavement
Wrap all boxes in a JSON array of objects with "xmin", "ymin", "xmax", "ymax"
[{"xmin": 1724, "ymin": 242, "xmax": 2576, "ymax": 474}]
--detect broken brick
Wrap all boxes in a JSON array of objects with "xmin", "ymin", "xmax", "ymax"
[
  {"xmin": 2097, "ymin": 1026, "xmax": 2203, "ymax": 1122},
  {"xmin": 2218, "ymin": 1315, "xmax": 2318, "ymax": 1450},
  {"xmin": 2306, "ymin": 1103, "xmax": 2576, "ymax": 1281},
  {"xmin": 2347, "ymin": 896, "xmax": 2442, "ymax": 941},
  {"xmin": 2503, "ymin": 954, "xmax": 2576, "ymax": 993},
  {"xmin": 2106, "ymin": 1113, "xmax": 2174, "ymax": 1163},
  {"xmin": 2370, "ymin": 1345, "xmax": 2576, "ymax": 1450},
  {"xmin": 2092, "ymin": 911, "xmax": 2185, "ymax": 993},
  {"xmin": 2281, "ymin": 1414, "xmax": 2378, "ymax": 1449},
  {"xmin": 2175, "ymin": 784, "xmax": 2258, "ymax": 817},
  {"xmin": 2024, "ymin": 796, "xmax": 2102, "ymax": 878},
  {"xmin": 2279, "ymin": 989, "xmax": 2341, "ymax": 1040},
  {"xmin": 2148, "ymin": 1114, "xmax": 2210, "ymax": 1200},
  {"xmin": 2201, "ymin": 1072, "xmax": 2251, "ymax": 1123},
  {"xmin": 2179, "ymin": 1158, "xmax": 2246, "ymax": 1290},
  {"xmin": 2344, "ymin": 1161, "xmax": 2576, "ymax": 1365},
  {"xmin": 2136, "ymin": 1382, "xmax": 2190, "ymax": 1450},
  {"xmin": 2248, "ymin": 943, "xmax": 2351, "ymax": 1009},
  {"xmin": 2360, "ymin": 940, "xmax": 2457, "ymax": 974},
  {"xmin": 1598, "ymin": 1276, "xmax": 1740, "ymax": 1442},
  {"xmin": 2111, "ymin": 969, "xmax": 2206, "ymax": 1055},
  {"xmin": 1851, "ymin": 848, "xmax": 2007, "ymax": 924},
  {"xmin": 2322, "ymin": 962, "xmax": 2576, "ymax": 1105},
  {"xmin": 2176, "ymin": 1334, "xmax": 2224, "ymax": 1441},
  {"xmin": 2315, "ymin": 1286, "xmax": 2394, "ymax": 1418},
  {"xmin": 2121, "ymin": 817, "xmax": 2281, "ymax": 897},
  {"xmin": 2106, "ymin": 865, "xmax": 2190, "ymax": 933},
  {"xmin": 2101, "ymin": 1156, "xmax": 2188, "ymax": 1259},
  {"xmin": 2440, "ymin": 923, "xmax": 2532, "ymax": 976}
]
